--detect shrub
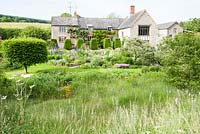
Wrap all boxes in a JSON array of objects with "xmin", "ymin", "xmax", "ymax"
[
  {"xmin": 160, "ymin": 33, "xmax": 200, "ymax": 90},
  {"xmin": 90, "ymin": 38, "xmax": 98, "ymax": 50},
  {"xmin": 64, "ymin": 39, "xmax": 72, "ymax": 50},
  {"xmin": 0, "ymin": 28, "xmax": 22, "ymax": 40},
  {"xmin": 0, "ymin": 71, "xmax": 14, "ymax": 97},
  {"xmin": 103, "ymin": 38, "xmax": 112, "ymax": 49},
  {"xmin": 76, "ymin": 38, "xmax": 84, "ymax": 49},
  {"xmin": 3, "ymin": 38, "xmax": 48, "ymax": 73},
  {"xmin": 113, "ymin": 38, "xmax": 121, "ymax": 49},
  {"xmin": 20, "ymin": 26, "xmax": 51, "ymax": 41}
]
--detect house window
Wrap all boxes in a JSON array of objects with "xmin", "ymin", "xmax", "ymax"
[
  {"xmin": 59, "ymin": 36, "xmax": 66, "ymax": 43},
  {"xmin": 138, "ymin": 25, "xmax": 150, "ymax": 36},
  {"xmin": 60, "ymin": 26, "xmax": 66, "ymax": 33},
  {"xmin": 88, "ymin": 25, "xmax": 94, "ymax": 34},
  {"xmin": 107, "ymin": 26, "xmax": 113, "ymax": 31},
  {"xmin": 122, "ymin": 32, "xmax": 124, "ymax": 37},
  {"xmin": 173, "ymin": 28, "xmax": 177, "ymax": 34}
]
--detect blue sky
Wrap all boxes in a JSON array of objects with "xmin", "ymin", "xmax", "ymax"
[{"xmin": 0, "ymin": 0, "xmax": 199, "ymax": 23}]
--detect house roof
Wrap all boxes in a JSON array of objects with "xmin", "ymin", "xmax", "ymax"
[
  {"xmin": 51, "ymin": 17, "xmax": 79, "ymax": 26},
  {"xmin": 78, "ymin": 18, "xmax": 124, "ymax": 29},
  {"xmin": 51, "ymin": 10, "xmax": 145, "ymax": 30},
  {"xmin": 157, "ymin": 22, "xmax": 178, "ymax": 30},
  {"xmin": 118, "ymin": 10, "xmax": 145, "ymax": 29}
]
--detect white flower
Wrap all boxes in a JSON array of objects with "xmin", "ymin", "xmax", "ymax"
[
  {"xmin": 175, "ymin": 97, "xmax": 180, "ymax": 104},
  {"xmin": 177, "ymin": 129, "xmax": 185, "ymax": 133},
  {"xmin": 16, "ymin": 80, "xmax": 21, "ymax": 83},
  {"xmin": 1, "ymin": 96, "xmax": 7, "ymax": 100},
  {"xmin": 29, "ymin": 85, "xmax": 35, "ymax": 89}
]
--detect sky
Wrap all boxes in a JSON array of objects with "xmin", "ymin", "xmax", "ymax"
[{"xmin": 0, "ymin": 0, "xmax": 199, "ymax": 23}]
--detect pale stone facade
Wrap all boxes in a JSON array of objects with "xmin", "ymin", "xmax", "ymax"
[{"xmin": 51, "ymin": 5, "xmax": 183, "ymax": 48}]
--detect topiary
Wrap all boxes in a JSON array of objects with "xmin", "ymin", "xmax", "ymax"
[
  {"xmin": 76, "ymin": 38, "xmax": 84, "ymax": 49},
  {"xmin": 90, "ymin": 38, "xmax": 98, "ymax": 50},
  {"xmin": 113, "ymin": 38, "xmax": 121, "ymax": 49},
  {"xmin": 64, "ymin": 39, "xmax": 72, "ymax": 50},
  {"xmin": 3, "ymin": 38, "xmax": 48, "ymax": 73},
  {"xmin": 103, "ymin": 38, "xmax": 112, "ymax": 49}
]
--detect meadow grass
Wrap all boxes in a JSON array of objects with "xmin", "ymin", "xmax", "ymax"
[
  {"xmin": 2, "ymin": 68, "xmax": 200, "ymax": 133},
  {"xmin": 0, "ymin": 22, "xmax": 50, "ymax": 29}
]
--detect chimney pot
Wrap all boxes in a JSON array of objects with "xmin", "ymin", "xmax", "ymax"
[{"xmin": 130, "ymin": 5, "xmax": 135, "ymax": 15}]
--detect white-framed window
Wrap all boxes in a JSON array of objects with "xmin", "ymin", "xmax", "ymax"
[
  {"xmin": 138, "ymin": 25, "xmax": 150, "ymax": 36},
  {"xmin": 87, "ymin": 25, "xmax": 94, "ymax": 34},
  {"xmin": 60, "ymin": 26, "xmax": 66, "ymax": 33}
]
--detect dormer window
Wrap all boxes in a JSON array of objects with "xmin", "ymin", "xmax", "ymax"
[
  {"xmin": 107, "ymin": 26, "xmax": 113, "ymax": 31},
  {"xmin": 87, "ymin": 24, "xmax": 94, "ymax": 34}
]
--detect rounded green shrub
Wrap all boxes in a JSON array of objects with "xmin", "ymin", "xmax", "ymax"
[
  {"xmin": 90, "ymin": 38, "xmax": 98, "ymax": 50},
  {"xmin": 103, "ymin": 38, "xmax": 112, "ymax": 49},
  {"xmin": 113, "ymin": 38, "xmax": 121, "ymax": 49},
  {"xmin": 64, "ymin": 39, "xmax": 72, "ymax": 50},
  {"xmin": 76, "ymin": 38, "xmax": 84, "ymax": 49},
  {"xmin": 3, "ymin": 38, "xmax": 48, "ymax": 73}
]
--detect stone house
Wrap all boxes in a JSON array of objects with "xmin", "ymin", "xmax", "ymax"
[{"xmin": 51, "ymin": 5, "xmax": 183, "ymax": 48}]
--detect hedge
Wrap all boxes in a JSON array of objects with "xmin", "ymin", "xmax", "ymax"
[
  {"xmin": 103, "ymin": 38, "xmax": 112, "ymax": 49},
  {"xmin": 113, "ymin": 38, "xmax": 121, "ymax": 49},
  {"xmin": 64, "ymin": 39, "xmax": 72, "ymax": 50},
  {"xmin": 76, "ymin": 38, "xmax": 84, "ymax": 49},
  {"xmin": 90, "ymin": 38, "xmax": 98, "ymax": 50},
  {"xmin": 3, "ymin": 38, "xmax": 48, "ymax": 73}
]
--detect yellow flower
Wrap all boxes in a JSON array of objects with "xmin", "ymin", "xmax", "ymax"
[{"xmin": 64, "ymin": 85, "xmax": 71, "ymax": 98}]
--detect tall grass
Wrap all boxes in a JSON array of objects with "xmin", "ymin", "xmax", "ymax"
[{"xmin": 1, "ymin": 69, "xmax": 200, "ymax": 133}]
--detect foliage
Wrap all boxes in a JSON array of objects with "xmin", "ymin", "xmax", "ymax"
[
  {"xmin": 0, "ymin": 14, "xmax": 49, "ymax": 23},
  {"xmin": 20, "ymin": 26, "xmax": 51, "ymax": 41},
  {"xmin": 0, "ymin": 28, "xmax": 22, "ymax": 40},
  {"xmin": 90, "ymin": 38, "xmax": 98, "ymax": 50},
  {"xmin": 103, "ymin": 38, "xmax": 112, "ymax": 49},
  {"xmin": 0, "ymin": 71, "xmax": 14, "ymax": 97},
  {"xmin": 3, "ymin": 38, "xmax": 48, "ymax": 73},
  {"xmin": 47, "ymin": 39, "xmax": 58, "ymax": 50},
  {"xmin": 67, "ymin": 27, "xmax": 88, "ymax": 40},
  {"xmin": 61, "ymin": 13, "xmax": 72, "ymax": 17},
  {"xmin": 160, "ymin": 33, "xmax": 200, "ymax": 90},
  {"xmin": 113, "ymin": 38, "xmax": 121, "ymax": 49},
  {"xmin": 76, "ymin": 38, "xmax": 84, "ymax": 49},
  {"xmin": 64, "ymin": 39, "xmax": 72, "ymax": 50},
  {"xmin": 92, "ymin": 30, "xmax": 115, "ymax": 48},
  {"xmin": 121, "ymin": 38, "xmax": 157, "ymax": 65},
  {"xmin": 180, "ymin": 18, "xmax": 200, "ymax": 32}
]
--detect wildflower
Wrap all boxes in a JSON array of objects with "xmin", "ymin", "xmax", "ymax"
[
  {"xmin": 175, "ymin": 97, "xmax": 180, "ymax": 104},
  {"xmin": 1, "ymin": 96, "xmax": 7, "ymax": 100},
  {"xmin": 64, "ymin": 85, "xmax": 71, "ymax": 98},
  {"xmin": 29, "ymin": 85, "xmax": 35, "ymax": 89},
  {"xmin": 177, "ymin": 129, "xmax": 185, "ymax": 133},
  {"xmin": 16, "ymin": 80, "xmax": 21, "ymax": 83}
]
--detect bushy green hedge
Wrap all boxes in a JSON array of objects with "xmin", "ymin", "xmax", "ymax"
[
  {"xmin": 0, "ymin": 28, "xmax": 22, "ymax": 40},
  {"xmin": 90, "ymin": 38, "xmax": 98, "ymax": 50},
  {"xmin": 0, "ymin": 27, "xmax": 50, "ymax": 40},
  {"xmin": 3, "ymin": 38, "xmax": 48, "ymax": 73},
  {"xmin": 103, "ymin": 38, "xmax": 112, "ymax": 49},
  {"xmin": 20, "ymin": 26, "xmax": 51, "ymax": 41},
  {"xmin": 113, "ymin": 38, "xmax": 121, "ymax": 49},
  {"xmin": 64, "ymin": 39, "xmax": 72, "ymax": 50},
  {"xmin": 76, "ymin": 38, "xmax": 84, "ymax": 49}
]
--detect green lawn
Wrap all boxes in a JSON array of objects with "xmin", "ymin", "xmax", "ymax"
[{"xmin": 1, "ymin": 65, "xmax": 200, "ymax": 133}]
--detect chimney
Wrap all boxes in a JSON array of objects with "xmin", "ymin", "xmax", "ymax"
[
  {"xmin": 73, "ymin": 11, "xmax": 77, "ymax": 17},
  {"xmin": 130, "ymin": 5, "xmax": 135, "ymax": 15}
]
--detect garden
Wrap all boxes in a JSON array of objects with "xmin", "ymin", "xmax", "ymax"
[{"xmin": 1, "ymin": 25, "xmax": 200, "ymax": 133}]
